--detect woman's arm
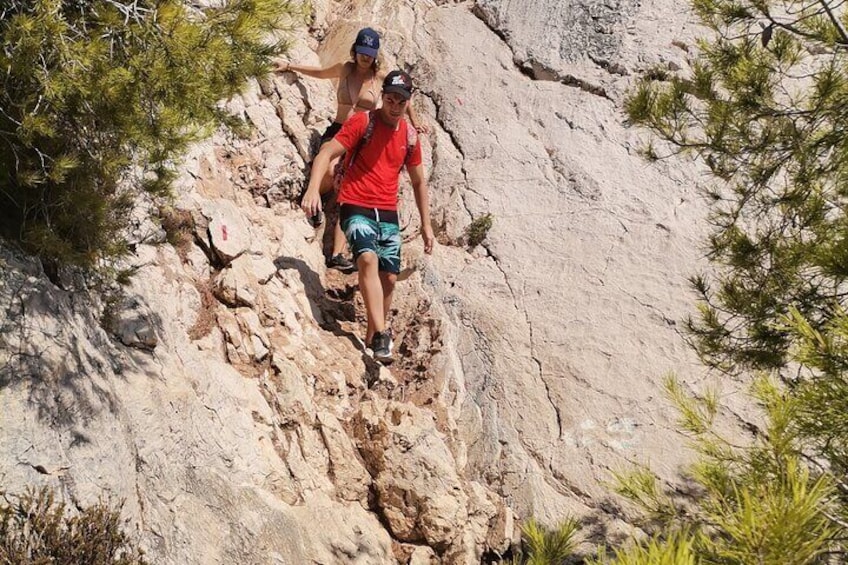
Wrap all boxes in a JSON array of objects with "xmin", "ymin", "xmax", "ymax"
[{"xmin": 273, "ymin": 60, "xmax": 345, "ymax": 80}]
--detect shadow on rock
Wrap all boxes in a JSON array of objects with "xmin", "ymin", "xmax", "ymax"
[
  {"xmin": 274, "ymin": 255, "xmax": 362, "ymax": 348},
  {"xmin": 273, "ymin": 254, "xmax": 392, "ymax": 388},
  {"xmin": 0, "ymin": 260, "xmax": 163, "ymax": 427}
]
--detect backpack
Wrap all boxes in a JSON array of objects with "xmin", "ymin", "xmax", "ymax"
[{"xmin": 332, "ymin": 111, "xmax": 418, "ymax": 190}]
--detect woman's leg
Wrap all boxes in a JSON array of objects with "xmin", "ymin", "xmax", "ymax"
[
  {"xmin": 320, "ymin": 155, "xmax": 349, "ymax": 258},
  {"xmin": 332, "ymin": 223, "xmax": 348, "ymax": 257}
]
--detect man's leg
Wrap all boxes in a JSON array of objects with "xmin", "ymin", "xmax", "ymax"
[
  {"xmin": 339, "ymin": 207, "xmax": 384, "ymax": 344},
  {"xmin": 379, "ymin": 271, "xmax": 397, "ymax": 325},
  {"xmin": 372, "ymin": 219, "xmax": 400, "ymax": 357},
  {"xmin": 324, "ymin": 199, "xmax": 354, "ymax": 272},
  {"xmin": 357, "ymin": 252, "xmax": 386, "ymax": 346}
]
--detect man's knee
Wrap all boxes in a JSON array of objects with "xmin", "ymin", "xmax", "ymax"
[{"xmin": 357, "ymin": 251, "xmax": 378, "ymax": 269}]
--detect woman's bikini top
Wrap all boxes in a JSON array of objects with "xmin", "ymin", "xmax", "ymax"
[{"xmin": 337, "ymin": 66, "xmax": 378, "ymax": 111}]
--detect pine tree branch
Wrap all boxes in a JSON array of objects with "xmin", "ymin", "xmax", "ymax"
[
  {"xmin": 822, "ymin": 507, "xmax": 848, "ymax": 530},
  {"xmin": 101, "ymin": 0, "xmax": 152, "ymax": 25},
  {"xmin": 756, "ymin": 8, "xmax": 825, "ymax": 44},
  {"xmin": 798, "ymin": 451, "xmax": 848, "ymax": 495},
  {"xmin": 0, "ymin": 105, "xmax": 22, "ymax": 127},
  {"xmin": 818, "ymin": 0, "xmax": 848, "ymax": 44}
]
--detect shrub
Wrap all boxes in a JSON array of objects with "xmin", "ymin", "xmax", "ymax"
[
  {"xmin": 188, "ymin": 277, "xmax": 218, "ymax": 340},
  {"xmin": 159, "ymin": 206, "xmax": 196, "ymax": 263},
  {"xmin": 601, "ymin": 377, "xmax": 841, "ymax": 565},
  {"xmin": 467, "ymin": 213, "xmax": 493, "ymax": 248},
  {"xmin": 590, "ymin": 530, "xmax": 697, "ymax": 565},
  {"xmin": 0, "ymin": 0, "xmax": 306, "ymax": 268},
  {"xmin": 0, "ymin": 486, "xmax": 147, "ymax": 564}
]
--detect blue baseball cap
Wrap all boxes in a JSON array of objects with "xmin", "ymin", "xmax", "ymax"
[{"xmin": 354, "ymin": 27, "xmax": 380, "ymax": 58}]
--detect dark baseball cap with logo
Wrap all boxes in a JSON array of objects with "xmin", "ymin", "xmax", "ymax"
[
  {"xmin": 353, "ymin": 27, "xmax": 380, "ymax": 58},
  {"xmin": 382, "ymin": 70, "xmax": 414, "ymax": 100}
]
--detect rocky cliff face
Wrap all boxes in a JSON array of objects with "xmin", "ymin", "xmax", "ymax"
[{"xmin": 0, "ymin": 0, "xmax": 741, "ymax": 563}]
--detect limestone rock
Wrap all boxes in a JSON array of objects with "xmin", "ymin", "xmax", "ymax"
[
  {"xmin": 316, "ymin": 412, "xmax": 371, "ymax": 504},
  {"xmin": 107, "ymin": 296, "xmax": 159, "ymax": 351},
  {"xmin": 213, "ymin": 253, "xmax": 276, "ymax": 308},
  {"xmin": 0, "ymin": 245, "xmax": 396, "ymax": 565},
  {"xmin": 401, "ymin": 0, "xmax": 725, "ymax": 527},
  {"xmin": 197, "ymin": 198, "xmax": 252, "ymax": 266},
  {"xmin": 472, "ymin": 0, "xmax": 693, "ymax": 97},
  {"xmin": 218, "ymin": 307, "xmax": 270, "ymax": 365},
  {"xmin": 353, "ymin": 396, "xmax": 504, "ymax": 561},
  {"xmin": 408, "ymin": 545, "xmax": 439, "ymax": 565}
]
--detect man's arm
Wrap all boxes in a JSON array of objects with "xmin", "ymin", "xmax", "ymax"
[
  {"xmin": 407, "ymin": 164, "xmax": 434, "ymax": 254},
  {"xmin": 301, "ymin": 139, "xmax": 347, "ymax": 216},
  {"xmin": 405, "ymin": 100, "xmax": 429, "ymax": 134}
]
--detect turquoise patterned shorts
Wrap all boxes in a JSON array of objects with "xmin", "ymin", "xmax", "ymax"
[{"xmin": 339, "ymin": 204, "xmax": 401, "ymax": 274}]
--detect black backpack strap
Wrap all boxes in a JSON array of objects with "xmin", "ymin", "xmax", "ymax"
[
  {"xmin": 401, "ymin": 119, "xmax": 418, "ymax": 172},
  {"xmin": 333, "ymin": 112, "xmax": 376, "ymax": 190}
]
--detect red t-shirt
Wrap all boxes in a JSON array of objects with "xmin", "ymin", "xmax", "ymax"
[{"xmin": 335, "ymin": 111, "xmax": 423, "ymax": 211}]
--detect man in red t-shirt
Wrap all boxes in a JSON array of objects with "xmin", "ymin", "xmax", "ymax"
[{"xmin": 302, "ymin": 70, "xmax": 434, "ymax": 363}]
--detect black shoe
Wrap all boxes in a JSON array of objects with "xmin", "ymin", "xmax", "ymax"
[
  {"xmin": 370, "ymin": 331, "xmax": 394, "ymax": 363},
  {"xmin": 326, "ymin": 254, "xmax": 356, "ymax": 273}
]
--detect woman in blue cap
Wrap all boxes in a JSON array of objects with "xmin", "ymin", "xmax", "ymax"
[{"xmin": 275, "ymin": 28, "xmax": 427, "ymax": 272}]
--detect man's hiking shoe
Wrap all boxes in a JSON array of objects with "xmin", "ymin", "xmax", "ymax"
[
  {"xmin": 370, "ymin": 331, "xmax": 394, "ymax": 363},
  {"xmin": 326, "ymin": 254, "xmax": 356, "ymax": 273}
]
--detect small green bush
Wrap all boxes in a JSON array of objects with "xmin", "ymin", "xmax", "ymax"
[
  {"xmin": 642, "ymin": 65, "xmax": 671, "ymax": 82},
  {"xmin": 523, "ymin": 518, "xmax": 580, "ymax": 565},
  {"xmin": 589, "ymin": 530, "xmax": 697, "ymax": 565},
  {"xmin": 467, "ymin": 213, "xmax": 493, "ymax": 248},
  {"xmin": 0, "ymin": 487, "xmax": 147, "ymax": 564},
  {"xmin": 501, "ymin": 517, "xmax": 581, "ymax": 564}
]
